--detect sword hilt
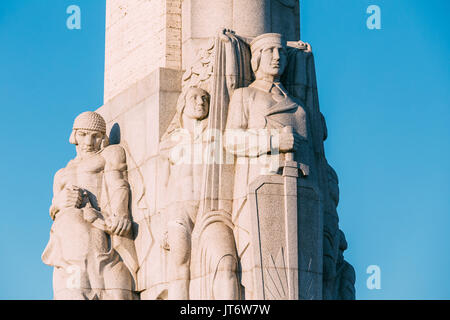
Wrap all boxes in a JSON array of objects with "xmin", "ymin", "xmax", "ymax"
[{"xmin": 282, "ymin": 126, "xmax": 294, "ymax": 162}]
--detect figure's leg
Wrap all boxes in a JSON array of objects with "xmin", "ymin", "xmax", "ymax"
[
  {"xmin": 168, "ymin": 219, "xmax": 191, "ymax": 299},
  {"xmin": 203, "ymin": 222, "xmax": 239, "ymax": 300},
  {"xmin": 167, "ymin": 205, "xmax": 193, "ymax": 300},
  {"xmin": 53, "ymin": 266, "xmax": 90, "ymax": 300}
]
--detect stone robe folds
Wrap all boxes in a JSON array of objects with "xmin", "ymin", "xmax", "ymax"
[{"xmin": 225, "ymin": 79, "xmax": 313, "ymax": 299}]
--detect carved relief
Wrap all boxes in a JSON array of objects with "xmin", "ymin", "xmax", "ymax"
[
  {"xmin": 42, "ymin": 112, "xmax": 138, "ymax": 300},
  {"xmin": 155, "ymin": 30, "xmax": 354, "ymax": 300},
  {"xmin": 45, "ymin": 27, "xmax": 355, "ymax": 301}
]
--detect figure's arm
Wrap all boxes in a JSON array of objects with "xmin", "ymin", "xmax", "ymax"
[
  {"xmin": 102, "ymin": 145, "xmax": 132, "ymax": 237},
  {"xmin": 224, "ymin": 88, "xmax": 273, "ymax": 157},
  {"xmin": 160, "ymin": 132, "xmax": 179, "ymax": 165},
  {"xmin": 224, "ymin": 128, "xmax": 273, "ymax": 158},
  {"xmin": 49, "ymin": 170, "xmax": 65, "ymax": 220},
  {"xmin": 49, "ymin": 169, "xmax": 82, "ymax": 220},
  {"xmin": 224, "ymin": 88, "xmax": 296, "ymax": 157}
]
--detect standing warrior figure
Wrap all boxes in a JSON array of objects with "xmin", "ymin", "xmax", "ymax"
[
  {"xmin": 42, "ymin": 111, "xmax": 138, "ymax": 300},
  {"xmin": 225, "ymin": 33, "xmax": 313, "ymax": 299}
]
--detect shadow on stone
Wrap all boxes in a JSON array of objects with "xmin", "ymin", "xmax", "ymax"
[{"xmin": 109, "ymin": 123, "xmax": 121, "ymax": 145}]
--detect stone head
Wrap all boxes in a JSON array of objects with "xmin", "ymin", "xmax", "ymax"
[
  {"xmin": 69, "ymin": 111, "xmax": 109, "ymax": 156},
  {"xmin": 250, "ymin": 33, "xmax": 287, "ymax": 79},
  {"xmin": 182, "ymin": 87, "xmax": 210, "ymax": 121}
]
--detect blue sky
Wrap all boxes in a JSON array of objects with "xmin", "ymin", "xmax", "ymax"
[{"xmin": 0, "ymin": 0, "xmax": 449, "ymax": 300}]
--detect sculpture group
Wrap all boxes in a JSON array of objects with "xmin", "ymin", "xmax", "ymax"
[{"xmin": 43, "ymin": 31, "xmax": 355, "ymax": 300}]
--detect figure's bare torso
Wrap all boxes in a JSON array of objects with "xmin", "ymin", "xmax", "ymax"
[{"xmin": 57, "ymin": 152, "xmax": 106, "ymax": 211}]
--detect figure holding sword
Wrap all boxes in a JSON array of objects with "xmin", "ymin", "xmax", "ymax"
[{"xmin": 225, "ymin": 33, "xmax": 312, "ymax": 299}]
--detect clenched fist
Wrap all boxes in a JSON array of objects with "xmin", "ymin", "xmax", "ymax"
[
  {"xmin": 278, "ymin": 130, "xmax": 303, "ymax": 153},
  {"xmin": 106, "ymin": 215, "xmax": 132, "ymax": 237},
  {"xmin": 56, "ymin": 185, "xmax": 83, "ymax": 210}
]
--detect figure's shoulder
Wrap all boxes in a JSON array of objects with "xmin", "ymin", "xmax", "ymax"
[
  {"xmin": 56, "ymin": 157, "xmax": 78, "ymax": 175},
  {"xmin": 234, "ymin": 85, "xmax": 260, "ymax": 94},
  {"xmin": 54, "ymin": 167, "xmax": 65, "ymax": 179},
  {"xmin": 230, "ymin": 87, "xmax": 245, "ymax": 98},
  {"xmin": 101, "ymin": 144, "xmax": 127, "ymax": 164},
  {"xmin": 55, "ymin": 157, "xmax": 87, "ymax": 178},
  {"xmin": 230, "ymin": 86, "xmax": 255, "ymax": 104},
  {"xmin": 53, "ymin": 166, "xmax": 70, "ymax": 185}
]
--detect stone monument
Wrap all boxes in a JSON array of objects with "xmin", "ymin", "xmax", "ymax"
[{"xmin": 43, "ymin": 0, "xmax": 355, "ymax": 300}]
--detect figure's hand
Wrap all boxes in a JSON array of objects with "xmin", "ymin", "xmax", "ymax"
[
  {"xmin": 287, "ymin": 40, "xmax": 312, "ymax": 52},
  {"xmin": 217, "ymin": 27, "xmax": 235, "ymax": 41},
  {"xmin": 107, "ymin": 215, "xmax": 132, "ymax": 237},
  {"xmin": 278, "ymin": 132, "xmax": 303, "ymax": 153},
  {"xmin": 278, "ymin": 131, "xmax": 295, "ymax": 153},
  {"xmin": 57, "ymin": 185, "xmax": 83, "ymax": 209}
]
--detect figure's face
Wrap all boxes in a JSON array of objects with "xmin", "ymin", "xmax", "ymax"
[
  {"xmin": 258, "ymin": 45, "xmax": 287, "ymax": 77},
  {"xmin": 75, "ymin": 129, "xmax": 104, "ymax": 156},
  {"xmin": 184, "ymin": 88, "xmax": 210, "ymax": 120}
]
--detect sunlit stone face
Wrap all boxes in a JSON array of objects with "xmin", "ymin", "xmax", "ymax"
[
  {"xmin": 184, "ymin": 87, "xmax": 210, "ymax": 120},
  {"xmin": 75, "ymin": 129, "xmax": 104, "ymax": 156},
  {"xmin": 258, "ymin": 45, "xmax": 287, "ymax": 77}
]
